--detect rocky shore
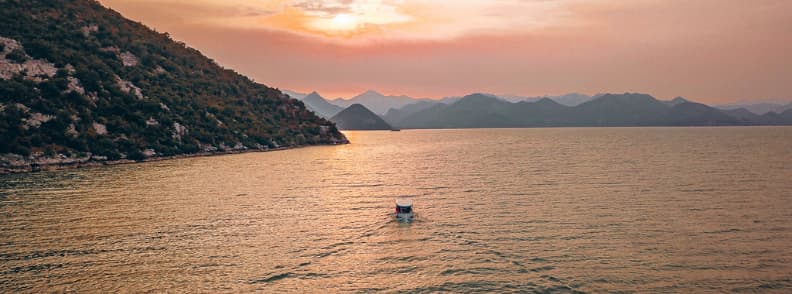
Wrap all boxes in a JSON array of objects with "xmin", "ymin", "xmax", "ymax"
[{"xmin": 0, "ymin": 141, "xmax": 348, "ymax": 175}]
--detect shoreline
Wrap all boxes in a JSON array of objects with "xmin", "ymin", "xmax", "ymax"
[{"xmin": 0, "ymin": 142, "xmax": 348, "ymax": 175}]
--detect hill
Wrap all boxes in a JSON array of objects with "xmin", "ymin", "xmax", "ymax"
[
  {"xmin": 330, "ymin": 104, "xmax": 393, "ymax": 130},
  {"xmin": 0, "ymin": 0, "xmax": 346, "ymax": 172},
  {"xmin": 301, "ymin": 91, "xmax": 343, "ymax": 119}
]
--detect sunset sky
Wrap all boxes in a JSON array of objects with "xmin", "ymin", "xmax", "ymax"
[{"xmin": 99, "ymin": 0, "xmax": 792, "ymax": 103}]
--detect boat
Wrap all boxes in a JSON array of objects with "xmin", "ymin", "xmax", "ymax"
[{"xmin": 395, "ymin": 198, "xmax": 414, "ymax": 221}]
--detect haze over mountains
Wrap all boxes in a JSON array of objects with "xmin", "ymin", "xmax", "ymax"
[
  {"xmin": 715, "ymin": 102, "xmax": 792, "ymax": 115},
  {"xmin": 297, "ymin": 91, "xmax": 792, "ymax": 130},
  {"xmin": 301, "ymin": 92, "xmax": 343, "ymax": 119}
]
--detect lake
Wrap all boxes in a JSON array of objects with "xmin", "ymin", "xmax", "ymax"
[{"xmin": 1, "ymin": 127, "xmax": 792, "ymax": 292}]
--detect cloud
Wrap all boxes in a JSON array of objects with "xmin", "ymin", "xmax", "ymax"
[
  {"xmin": 100, "ymin": 0, "xmax": 792, "ymax": 102},
  {"xmin": 291, "ymin": 0, "xmax": 355, "ymax": 16},
  {"xmin": 102, "ymin": 0, "xmax": 582, "ymax": 41}
]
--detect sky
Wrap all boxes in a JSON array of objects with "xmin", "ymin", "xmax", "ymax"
[{"xmin": 98, "ymin": 0, "xmax": 792, "ymax": 103}]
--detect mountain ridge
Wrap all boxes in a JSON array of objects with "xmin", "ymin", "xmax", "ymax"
[
  {"xmin": 391, "ymin": 92, "xmax": 792, "ymax": 129},
  {"xmin": 301, "ymin": 91, "xmax": 343, "ymax": 119}
]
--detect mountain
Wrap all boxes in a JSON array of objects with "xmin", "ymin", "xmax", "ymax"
[
  {"xmin": 394, "ymin": 93, "xmax": 759, "ymax": 129},
  {"xmin": 330, "ymin": 104, "xmax": 393, "ymax": 130},
  {"xmin": 664, "ymin": 96, "xmax": 691, "ymax": 106},
  {"xmin": 383, "ymin": 100, "xmax": 442, "ymax": 126},
  {"xmin": 508, "ymin": 98, "xmax": 570, "ymax": 126},
  {"xmin": 777, "ymin": 103, "xmax": 792, "ymax": 114},
  {"xmin": 0, "ymin": 0, "xmax": 346, "ymax": 171},
  {"xmin": 445, "ymin": 93, "xmax": 593, "ymax": 106},
  {"xmin": 664, "ymin": 102, "xmax": 739, "ymax": 125},
  {"xmin": 329, "ymin": 90, "xmax": 427, "ymax": 114},
  {"xmin": 716, "ymin": 102, "xmax": 792, "ymax": 115},
  {"xmin": 549, "ymin": 93, "xmax": 594, "ymax": 106},
  {"xmin": 282, "ymin": 89, "xmax": 308, "ymax": 100},
  {"xmin": 757, "ymin": 109, "xmax": 792, "ymax": 125},
  {"xmin": 301, "ymin": 91, "xmax": 343, "ymax": 119},
  {"xmin": 498, "ymin": 93, "xmax": 593, "ymax": 106},
  {"xmin": 722, "ymin": 108, "xmax": 762, "ymax": 123},
  {"xmin": 398, "ymin": 94, "xmax": 518, "ymax": 129},
  {"xmin": 570, "ymin": 93, "xmax": 672, "ymax": 126}
]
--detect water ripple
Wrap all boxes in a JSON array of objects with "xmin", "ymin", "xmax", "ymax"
[{"xmin": 1, "ymin": 127, "xmax": 792, "ymax": 292}]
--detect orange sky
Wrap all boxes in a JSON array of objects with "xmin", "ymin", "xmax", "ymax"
[{"xmin": 99, "ymin": 0, "xmax": 792, "ymax": 103}]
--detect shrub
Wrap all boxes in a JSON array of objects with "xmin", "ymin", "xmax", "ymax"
[{"xmin": 6, "ymin": 48, "xmax": 27, "ymax": 62}]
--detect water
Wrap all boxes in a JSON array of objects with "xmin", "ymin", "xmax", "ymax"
[{"xmin": 2, "ymin": 127, "xmax": 792, "ymax": 292}]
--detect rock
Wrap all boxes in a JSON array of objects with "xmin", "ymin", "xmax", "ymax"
[
  {"xmin": 200, "ymin": 143, "xmax": 217, "ymax": 152},
  {"xmin": 142, "ymin": 149, "xmax": 156, "ymax": 157},
  {"xmin": 66, "ymin": 123, "xmax": 79, "ymax": 138},
  {"xmin": 205, "ymin": 111, "xmax": 224, "ymax": 126},
  {"xmin": 0, "ymin": 37, "xmax": 57, "ymax": 80},
  {"xmin": 63, "ymin": 64, "xmax": 76, "ymax": 74},
  {"xmin": 14, "ymin": 103, "xmax": 29, "ymax": 113},
  {"xmin": 0, "ymin": 36, "xmax": 23, "ymax": 55},
  {"xmin": 66, "ymin": 76, "xmax": 85, "ymax": 94},
  {"xmin": 119, "ymin": 51, "xmax": 138, "ymax": 67},
  {"xmin": 22, "ymin": 59, "xmax": 57, "ymax": 77},
  {"xmin": 115, "ymin": 76, "xmax": 144, "ymax": 99},
  {"xmin": 172, "ymin": 122, "xmax": 188, "ymax": 141},
  {"xmin": 0, "ymin": 58, "xmax": 24, "ymax": 79},
  {"xmin": 80, "ymin": 24, "xmax": 98, "ymax": 37},
  {"xmin": 92, "ymin": 122, "xmax": 108, "ymax": 135},
  {"xmin": 23, "ymin": 112, "xmax": 54, "ymax": 129}
]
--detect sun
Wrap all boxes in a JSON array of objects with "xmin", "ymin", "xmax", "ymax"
[{"xmin": 329, "ymin": 13, "xmax": 359, "ymax": 31}]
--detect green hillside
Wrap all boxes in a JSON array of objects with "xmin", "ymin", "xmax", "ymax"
[{"xmin": 0, "ymin": 0, "xmax": 346, "ymax": 165}]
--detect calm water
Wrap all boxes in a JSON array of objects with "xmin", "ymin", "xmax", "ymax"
[{"xmin": 2, "ymin": 127, "xmax": 792, "ymax": 292}]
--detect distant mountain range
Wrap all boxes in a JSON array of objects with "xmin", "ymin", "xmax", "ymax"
[
  {"xmin": 328, "ymin": 90, "xmax": 430, "ymax": 115},
  {"xmin": 716, "ymin": 102, "xmax": 792, "ymax": 115},
  {"xmin": 289, "ymin": 90, "xmax": 609, "ymax": 116},
  {"xmin": 393, "ymin": 93, "xmax": 792, "ymax": 129},
  {"xmin": 293, "ymin": 89, "xmax": 792, "ymax": 130},
  {"xmin": 287, "ymin": 89, "xmax": 454, "ymax": 115},
  {"xmin": 478, "ymin": 93, "xmax": 597, "ymax": 106}
]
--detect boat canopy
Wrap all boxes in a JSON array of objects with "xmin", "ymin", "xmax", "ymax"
[
  {"xmin": 396, "ymin": 205, "xmax": 412, "ymax": 214},
  {"xmin": 395, "ymin": 198, "xmax": 413, "ymax": 208}
]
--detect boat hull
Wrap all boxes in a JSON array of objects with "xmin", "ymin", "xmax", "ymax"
[{"xmin": 395, "ymin": 212, "xmax": 414, "ymax": 221}]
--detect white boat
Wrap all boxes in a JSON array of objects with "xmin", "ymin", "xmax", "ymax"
[{"xmin": 395, "ymin": 198, "xmax": 414, "ymax": 221}]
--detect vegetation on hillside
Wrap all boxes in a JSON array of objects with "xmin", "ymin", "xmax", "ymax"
[{"xmin": 0, "ymin": 0, "xmax": 346, "ymax": 162}]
